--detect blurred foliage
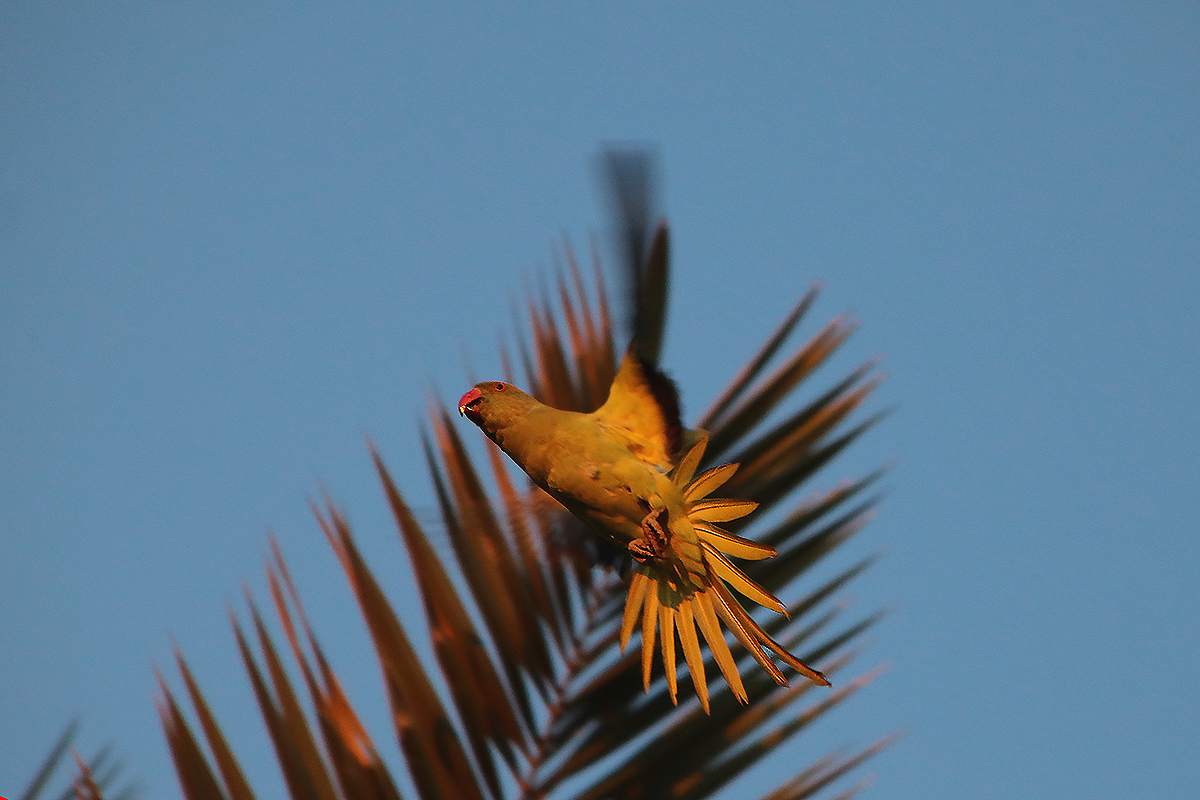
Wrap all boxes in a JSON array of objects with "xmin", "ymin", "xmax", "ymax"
[
  {"xmin": 20, "ymin": 720, "xmax": 137, "ymax": 800},
  {"xmin": 156, "ymin": 250, "xmax": 893, "ymax": 799},
  {"xmin": 77, "ymin": 159, "xmax": 896, "ymax": 799}
]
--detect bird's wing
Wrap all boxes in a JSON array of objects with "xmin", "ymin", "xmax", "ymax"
[
  {"xmin": 590, "ymin": 350, "xmax": 687, "ymax": 473},
  {"xmin": 595, "ymin": 151, "xmax": 710, "ymax": 472},
  {"xmin": 603, "ymin": 150, "xmax": 669, "ymax": 367}
]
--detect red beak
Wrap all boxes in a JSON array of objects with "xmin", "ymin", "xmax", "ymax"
[{"xmin": 458, "ymin": 387, "xmax": 483, "ymax": 417}]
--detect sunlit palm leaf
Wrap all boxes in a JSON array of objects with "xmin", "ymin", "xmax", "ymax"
[
  {"xmin": 70, "ymin": 754, "xmax": 105, "ymax": 800},
  {"xmin": 154, "ymin": 162, "xmax": 894, "ymax": 800},
  {"xmin": 315, "ymin": 502, "xmax": 487, "ymax": 800},
  {"xmin": 372, "ymin": 444, "xmax": 526, "ymax": 789},
  {"xmin": 170, "ymin": 651, "xmax": 256, "ymax": 800}
]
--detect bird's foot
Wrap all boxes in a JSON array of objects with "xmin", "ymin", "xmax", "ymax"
[{"xmin": 629, "ymin": 508, "xmax": 669, "ymax": 562}]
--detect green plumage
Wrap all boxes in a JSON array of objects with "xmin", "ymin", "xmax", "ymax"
[
  {"xmin": 460, "ymin": 355, "xmax": 706, "ymax": 587},
  {"xmin": 459, "ymin": 350, "xmax": 829, "ymax": 712},
  {"xmin": 457, "ymin": 151, "xmax": 828, "ymax": 711}
]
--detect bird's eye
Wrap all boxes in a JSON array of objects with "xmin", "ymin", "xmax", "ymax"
[{"xmin": 494, "ymin": 382, "xmax": 507, "ymax": 392}]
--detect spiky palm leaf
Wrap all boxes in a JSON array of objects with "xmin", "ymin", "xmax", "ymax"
[
  {"xmin": 154, "ymin": 183, "xmax": 894, "ymax": 800},
  {"xmin": 19, "ymin": 720, "xmax": 138, "ymax": 800}
]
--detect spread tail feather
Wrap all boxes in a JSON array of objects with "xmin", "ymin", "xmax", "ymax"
[{"xmin": 619, "ymin": 437, "xmax": 830, "ymax": 713}]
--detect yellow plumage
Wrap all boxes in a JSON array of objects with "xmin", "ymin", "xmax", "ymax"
[{"xmin": 618, "ymin": 434, "xmax": 829, "ymax": 713}]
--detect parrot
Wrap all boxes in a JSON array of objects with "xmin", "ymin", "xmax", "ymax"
[
  {"xmin": 455, "ymin": 153, "xmax": 828, "ymax": 711},
  {"xmin": 458, "ymin": 355, "xmax": 831, "ymax": 711},
  {"xmin": 453, "ymin": 151, "xmax": 830, "ymax": 714}
]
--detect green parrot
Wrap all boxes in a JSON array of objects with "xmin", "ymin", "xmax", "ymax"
[
  {"xmin": 458, "ymin": 351, "xmax": 830, "ymax": 712},
  {"xmin": 458, "ymin": 151, "xmax": 829, "ymax": 711}
]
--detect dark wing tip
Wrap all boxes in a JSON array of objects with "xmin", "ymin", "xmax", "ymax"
[
  {"xmin": 601, "ymin": 147, "xmax": 658, "ymax": 268},
  {"xmin": 600, "ymin": 147, "xmax": 670, "ymax": 366},
  {"xmin": 642, "ymin": 357, "xmax": 685, "ymax": 461}
]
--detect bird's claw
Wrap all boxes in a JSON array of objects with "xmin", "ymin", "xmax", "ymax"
[{"xmin": 629, "ymin": 507, "xmax": 669, "ymax": 562}]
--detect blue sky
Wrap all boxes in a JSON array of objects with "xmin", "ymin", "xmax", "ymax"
[{"xmin": 3, "ymin": 2, "xmax": 1198, "ymax": 798}]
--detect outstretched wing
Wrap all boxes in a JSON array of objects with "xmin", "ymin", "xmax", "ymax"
[
  {"xmin": 603, "ymin": 148, "xmax": 669, "ymax": 367},
  {"xmin": 590, "ymin": 350, "xmax": 686, "ymax": 472},
  {"xmin": 596, "ymin": 151, "xmax": 706, "ymax": 472}
]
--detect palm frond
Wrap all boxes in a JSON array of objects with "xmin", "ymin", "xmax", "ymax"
[
  {"xmin": 156, "ymin": 201, "xmax": 893, "ymax": 798},
  {"xmin": 19, "ymin": 719, "xmax": 79, "ymax": 800},
  {"xmin": 18, "ymin": 720, "xmax": 137, "ymax": 800}
]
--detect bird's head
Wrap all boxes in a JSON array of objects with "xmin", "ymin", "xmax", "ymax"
[{"xmin": 458, "ymin": 381, "xmax": 538, "ymax": 434}]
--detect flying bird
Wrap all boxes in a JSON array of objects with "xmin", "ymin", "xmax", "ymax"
[{"xmin": 458, "ymin": 153, "xmax": 829, "ymax": 712}]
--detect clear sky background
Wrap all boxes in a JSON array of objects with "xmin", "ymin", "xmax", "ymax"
[{"xmin": 3, "ymin": 3, "xmax": 1198, "ymax": 798}]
